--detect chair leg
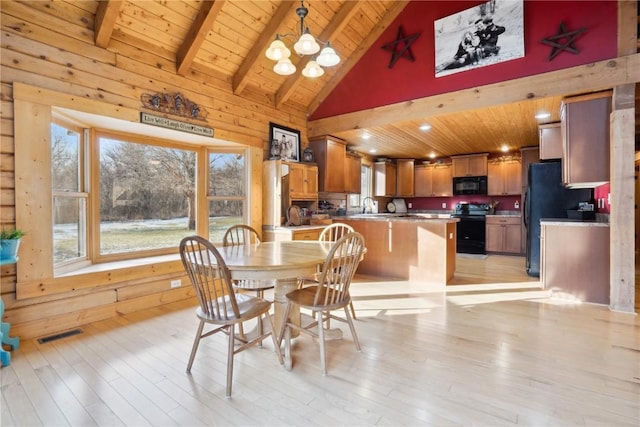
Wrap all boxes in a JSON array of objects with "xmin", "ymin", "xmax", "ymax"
[
  {"xmin": 256, "ymin": 290, "xmax": 264, "ymax": 347},
  {"xmin": 344, "ymin": 306, "xmax": 361, "ymax": 351},
  {"xmin": 284, "ymin": 324, "xmax": 292, "ymax": 371},
  {"xmin": 349, "ymin": 301, "xmax": 357, "ymax": 320},
  {"xmin": 317, "ymin": 311, "xmax": 327, "ymax": 375},
  {"xmin": 187, "ymin": 320, "xmax": 205, "ymax": 372},
  {"xmin": 265, "ymin": 311, "xmax": 284, "ymax": 365},
  {"xmin": 226, "ymin": 323, "xmax": 235, "ymax": 397},
  {"xmin": 277, "ymin": 302, "xmax": 292, "ymax": 346}
]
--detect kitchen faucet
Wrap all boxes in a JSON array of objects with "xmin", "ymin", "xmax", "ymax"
[{"xmin": 361, "ymin": 196, "xmax": 375, "ymax": 214}]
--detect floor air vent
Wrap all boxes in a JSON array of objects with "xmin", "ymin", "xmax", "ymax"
[{"xmin": 37, "ymin": 328, "xmax": 83, "ymax": 344}]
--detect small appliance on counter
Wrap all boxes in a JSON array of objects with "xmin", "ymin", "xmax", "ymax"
[
  {"xmin": 391, "ymin": 198, "xmax": 407, "ymax": 214},
  {"xmin": 566, "ymin": 202, "xmax": 596, "ymax": 220}
]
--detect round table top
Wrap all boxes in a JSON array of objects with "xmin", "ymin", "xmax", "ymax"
[{"xmin": 217, "ymin": 240, "xmax": 333, "ymax": 280}]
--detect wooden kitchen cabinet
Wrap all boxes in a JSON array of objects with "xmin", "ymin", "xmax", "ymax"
[
  {"xmin": 344, "ymin": 152, "xmax": 361, "ymax": 194},
  {"xmin": 414, "ymin": 165, "xmax": 432, "ymax": 197},
  {"xmin": 263, "ymin": 160, "xmax": 318, "ymax": 228},
  {"xmin": 396, "ymin": 159, "xmax": 414, "ymax": 197},
  {"xmin": 538, "ymin": 123, "xmax": 562, "ymax": 160},
  {"xmin": 452, "ymin": 153, "xmax": 488, "ymax": 177},
  {"xmin": 309, "ymin": 136, "xmax": 346, "ymax": 193},
  {"xmin": 263, "ymin": 225, "xmax": 326, "ymax": 242},
  {"xmin": 561, "ymin": 91, "xmax": 611, "ymax": 188},
  {"xmin": 287, "ymin": 162, "xmax": 318, "ymax": 200},
  {"xmin": 414, "ymin": 163, "xmax": 452, "ymax": 197},
  {"xmin": 540, "ymin": 222, "xmax": 610, "ymax": 304},
  {"xmin": 486, "ymin": 216, "xmax": 521, "ymax": 254},
  {"xmin": 432, "ymin": 164, "xmax": 452, "ymax": 196},
  {"xmin": 487, "ymin": 158, "xmax": 521, "ymax": 195},
  {"xmin": 374, "ymin": 161, "xmax": 397, "ymax": 197}
]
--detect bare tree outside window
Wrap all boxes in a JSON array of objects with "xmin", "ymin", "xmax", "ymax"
[{"xmin": 98, "ymin": 135, "xmax": 196, "ymax": 255}]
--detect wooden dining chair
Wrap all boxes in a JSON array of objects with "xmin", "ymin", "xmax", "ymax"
[
  {"xmin": 318, "ymin": 223, "xmax": 357, "ymax": 320},
  {"xmin": 278, "ymin": 231, "xmax": 366, "ymax": 375},
  {"xmin": 222, "ymin": 224, "xmax": 276, "ymax": 340},
  {"xmin": 179, "ymin": 235, "xmax": 283, "ymax": 397}
]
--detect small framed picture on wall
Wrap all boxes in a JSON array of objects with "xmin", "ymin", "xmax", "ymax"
[{"xmin": 269, "ymin": 122, "xmax": 300, "ymax": 162}]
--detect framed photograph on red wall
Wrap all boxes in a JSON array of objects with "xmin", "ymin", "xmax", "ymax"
[{"xmin": 435, "ymin": 0, "xmax": 524, "ymax": 77}]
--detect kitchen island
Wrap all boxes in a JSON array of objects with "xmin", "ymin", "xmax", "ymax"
[{"xmin": 340, "ymin": 215, "xmax": 458, "ymax": 285}]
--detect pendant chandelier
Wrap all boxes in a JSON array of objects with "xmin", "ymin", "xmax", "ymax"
[{"xmin": 265, "ymin": 0, "xmax": 341, "ymax": 78}]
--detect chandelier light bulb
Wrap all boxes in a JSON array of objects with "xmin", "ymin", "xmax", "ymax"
[
  {"xmin": 294, "ymin": 29, "xmax": 320, "ymax": 56},
  {"xmin": 302, "ymin": 60, "xmax": 324, "ymax": 78},
  {"xmin": 273, "ymin": 58, "xmax": 296, "ymax": 75},
  {"xmin": 316, "ymin": 43, "xmax": 340, "ymax": 67},
  {"xmin": 266, "ymin": 37, "xmax": 291, "ymax": 61}
]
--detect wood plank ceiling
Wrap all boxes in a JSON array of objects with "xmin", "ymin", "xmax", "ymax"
[{"xmin": 77, "ymin": 1, "xmax": 640, "ymax": 158}]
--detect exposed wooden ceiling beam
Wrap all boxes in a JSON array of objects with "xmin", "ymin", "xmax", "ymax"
[
  {"xmin": 274, "ymin": 0, "xmax": 361, "ymax": 109},
  {"xmin": 308, "ymin": 53, "xmax": 640, "ymax": 137},
  {"xmin": 306, "ymin": 1, "xmax": 410, "ymax": 115},
  {"xmin": 94, "ymin": 0, "xmax": 123, "ymax": 48},
  {"xmin": 233, "ymin": 1, "xmax": 297, "ymax": 95},
  {"xmin": 176, "ymin": 0, "xmax": 225, "ymax": 76}
]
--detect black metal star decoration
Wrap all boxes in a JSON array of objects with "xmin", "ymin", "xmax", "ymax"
[
  {"xmin": 382, "ymin": 26, "xmax": 420, "ymax": 68},
  {"xmin": 541, "ymin": 22, "xmax": 587, "ymax": 61}
]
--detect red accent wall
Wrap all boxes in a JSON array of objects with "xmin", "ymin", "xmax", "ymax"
[
  {"xmin": 594, "ymin": 183, "xmax": 611, "ymax": 213},
  {"xmin": 408, "ymin": 195, "xmax": 521, "ymax": 212},
  {"xmin": 310, "ymin": 0, "xmax": 617, "ymax": 120}
]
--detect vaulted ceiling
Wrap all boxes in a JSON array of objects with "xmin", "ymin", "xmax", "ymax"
[{"xmin": 87, "ymin": 0, "xmax": 638, "ymax": 158}]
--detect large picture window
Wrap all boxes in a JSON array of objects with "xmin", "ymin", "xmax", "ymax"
[{"xmin": 96, "ymin": 132, "xmax": 197, "ymax": 259}]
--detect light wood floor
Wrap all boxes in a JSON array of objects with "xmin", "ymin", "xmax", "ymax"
[{"xmin": 2, "ymin": 255, "xmax": 639, "ymax": 426}]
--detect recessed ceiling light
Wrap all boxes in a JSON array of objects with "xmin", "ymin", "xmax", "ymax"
[
  {"xmin": 369, "ymin": 148, "xmax": 377, "ymax": 153},
  {"xmin": 429, "ymin": 152, "xmax": 436, "ymax": 158},
  {"xmin": 362, "ymin": 133, "xmax": 371, "ymax": 140},
  {"xmin": 535, "ymin": 112, "xmax": 551, "ymax": 119},
  {"xmin": 420, "ymin": 124, "xmax": 431, "ymax": 131},
  {"xmin": 501, "ymin": 144, "xmax": 509, "ymax": 152}
]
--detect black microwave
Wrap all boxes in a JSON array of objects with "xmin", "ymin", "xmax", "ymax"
[{"xmin": 453, "ymin": 176, "xmax": 488, "ymax": 195}]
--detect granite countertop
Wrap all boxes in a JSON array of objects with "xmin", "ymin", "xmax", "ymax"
[
  {"xmin": 343, "ymin": 214, "xmax": 458, "ymax": 222},
  {"xmin": 540, "ymin": 219, "xmax": 609, "ymax": 227},
  {"xmin": 264, "ymin": 224, "xmax": 328, "ymax": 231},
  {"xmin": 488, "ymin": 210, "xmax": 521, "ymax": 216},
  {"xmin": 486, "ymin": 213, "xmax": 522, "ymax": 218}
]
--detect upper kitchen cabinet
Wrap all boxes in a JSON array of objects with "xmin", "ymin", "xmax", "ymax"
[
  {"xmin": 414, "ymin": 163, "xmax": 452, "ymax": 197},
  {"xmin": 396, "ymin": 159, "xmax": 415, "ymax": 197},
  {"xmin": 538, "ymin": 123, "xmax": 562, "ymax": 160},
  {"xmin": 452, "ymin": 153, "xmax": 488, "ymax": 177},
  {"xmin": 561, "ymin": 91, "xmax": 612, "ymax": 188},
  {"xmin": 310, "ymin": 136, "xmax": 360, "ymax": 194},
  {"xmin": 374, "ymin": 161, "xmax": 397, "ymax": 197},
  {"xmin": 287, "ymin": 162, "xmax": 318, "ymax": 200},
  {"xmin": 487, "ymin": 157, "xmax": 521, "ymax": 196},
  {"xmin": 344, "ymin": 152, "xmax": 362, "ymax": 194}
]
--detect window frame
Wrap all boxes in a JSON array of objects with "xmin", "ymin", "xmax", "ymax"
[{"xmin": 50, "ymin": 119, "xmax": 91, "ymax": 273}]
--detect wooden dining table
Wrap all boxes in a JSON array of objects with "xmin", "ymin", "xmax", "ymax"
[{"xmin": 216, "ymin": 240, "xmax": 334, "ymax": 331}]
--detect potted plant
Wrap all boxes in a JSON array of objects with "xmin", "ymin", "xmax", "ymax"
[{"xmin": 0, "ymin": 228, "xmax": 26, "ymax": 261}]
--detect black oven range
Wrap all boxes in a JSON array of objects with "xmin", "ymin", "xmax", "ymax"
[{"xmin": 452, "ymin": 202, "xmax": 489, "ymax": 254}]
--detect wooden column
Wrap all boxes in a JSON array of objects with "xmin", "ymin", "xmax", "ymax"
[{"xmin": 608, "ymin": 0, "xmax": 637, "ymax": 312}]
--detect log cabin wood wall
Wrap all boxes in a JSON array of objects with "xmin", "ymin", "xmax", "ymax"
[{"xmin": 0, "ymin": 1, "xmax": 309, "ymax": 340}]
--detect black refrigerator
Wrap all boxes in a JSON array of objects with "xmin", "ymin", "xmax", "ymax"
[{"xmin": 524, "ymin": 161, "xmax": 593, "ymax": 277}]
